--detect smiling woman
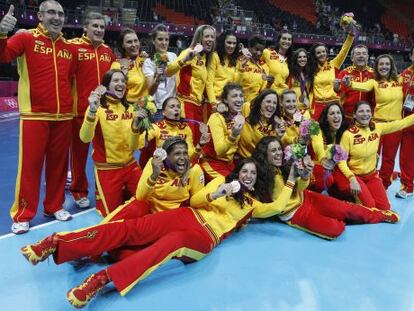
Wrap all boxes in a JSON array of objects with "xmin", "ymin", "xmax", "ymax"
[
  {"xmin": 111, "ymin": 28, "xmax": 148, "ymax": 103},
  {"xmin": 78, "ymin": 69, "xmax": 142, "ymax": 217}
]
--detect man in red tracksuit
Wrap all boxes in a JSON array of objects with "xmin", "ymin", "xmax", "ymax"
[
  {"xmin": 69, "ymin": 12, "xmax": 114, "ymax": 208},
  {"xmin": 0, "ymin": 1, "xmax": 77, "ymax": 234},
  {"xmin": 397, "ymin": 46, "xmax": 414, "ymax": 199},
  {"xmin": 336, "ymin": 44, "xmax": 375, "ymax": 122}
]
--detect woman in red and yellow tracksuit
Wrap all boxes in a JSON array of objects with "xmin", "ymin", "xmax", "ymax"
[
  {"xmin": 343, "ymin": 54, "xmax": 404, "ymax": 189},
  {"xmin": 252, "ymin": 136, "xmax": 399, "ymax": 239},
  {"xmin": 201, "ymin": 83, "xmax": 245, "ymax": 181},
  {"xmin": 206, "ymin": 30, "xmax": 239, "ymax": 107},
  {"xmin": 308, "ymin": 31, "xmax": 354, "ymax": 120},
  {"xmin": 21, "ymin": 158, "xmax": 293, "ymax": 308},
  {"xmin": 287, "ymin": 48, "xmax": 311, "ymax": 111},
  {"xmin": 279, "ymin": 89, "xmax": 311, "ymax": 147},
  {"xmin": 80, "ymin": 69, "xmax": 141, "ymax": 217},
  {"xmin": 130, "ymin": 97, "xmax": 208, "ymax": 167},
  {"xmin": 111, "ymin": 28, "xmax": 148, "ymax": 103},
  {"xmin": 99, "ymin": 136, "xmax": 205, "ymax": 261},
  {"xmin": 237, "ymin": 35, "xmax": 272, "ymax": 102},
  {"xmin": 262, "ymin": 29, "xmax": 293, "ymax": 95},
  {"xmin": 238, "ymin": 89, "xmax": 281, "ymax": 158},
  {"xmin": 167, "ymin": 25, "xmax": 216, "ymax": 142},
  {"xmin": 333, "ymin": 101, "xmax": 414, "ymax": 210},
  {"xmin": 307, "ymin": 102, "xmax": 349, "ymax": 193}
]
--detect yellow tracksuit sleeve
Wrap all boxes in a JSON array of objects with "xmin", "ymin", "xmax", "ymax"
[
  {"xmin": 166, "ymin": 48, "xmax": 190, "ymax": 77},
  {"xmin": 331, "ymin": 34, "xmax": 354, "ymax": 69},
  {"xmin": 310, "ymin": 130, "xmax": 326, "ymax": 162},
  {"xmin": 79, "ymin": 107, "xmax": 98, "ymax": 143},
  {"xmin": 190, "ymin": 176, "xmax": 224, "ymax": 209},
  {"xmin": 252, "ymin": 181, "xmax": 295, "ymax": 218},
  {"xmin": 206, "ymin": 52, "xmax": 219, "ymax": 104},
  {"xmin": 337, "ymin": 130, "xmax": 356, "ymax": 179},
  {"xmin": 351, "ymin": 78, "xmax": 404, "ymax": 121},
  {"xmin": 377, "ymin": 113, "xmax": 414, "ymax": 135},
  {"xmin": 207, "ymin": 113, "xmax": 239, "ymax": 159}
]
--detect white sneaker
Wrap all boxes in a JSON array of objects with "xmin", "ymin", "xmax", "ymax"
[
  {"xmin": 75, "ymin": 197, "xmax": 90, "ymax": 209},
  {"xmin": 396, "ymin": 189, "xmax": 413, "ymax": 199},
  {"xmin": 44, "ymin": 209, "xmax": 72, "ymax": 221},
  {"xmin": 11, "ymin": 222, "xmax": 29, "ymax": 234}
]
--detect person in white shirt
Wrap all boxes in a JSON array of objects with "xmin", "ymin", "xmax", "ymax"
[{"xmin": 142, "ymin": 24, "xmax": 177, "ymax": 121}]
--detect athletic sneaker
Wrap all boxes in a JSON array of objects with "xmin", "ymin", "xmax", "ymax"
[
  {"xmin": 381, "ymin": 210, "xmax": 400, "ymax": 223},
  {"xmin": 75, "ymin": 197, "xmax": 90, "ymax": 209},
  {"xmin": 395, "ymin": 189, "xmax": 413, "ymax": 199},
  {"xmin": 67, "ymin": 270, "xmax": 109, "ymax": 308},
  {"xmin": 44, "ymin": 209, "xmax": 72, "ymax": 221},
  {"xmin": 11, "ymin": 222, "xmax": 29, "ymax": 234},
  {"xmin": 21, "ymin": 234, "xmax": 56, "ymax": 265}
]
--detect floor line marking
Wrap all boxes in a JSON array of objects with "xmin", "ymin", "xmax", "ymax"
[{"xmin": 0, "ymin": 209, "xmax": 95, "ymax": 240}]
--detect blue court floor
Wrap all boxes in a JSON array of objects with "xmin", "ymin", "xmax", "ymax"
[{"xmin": 1, "ymin": 118, "xmax": 414, "ymax": 311}]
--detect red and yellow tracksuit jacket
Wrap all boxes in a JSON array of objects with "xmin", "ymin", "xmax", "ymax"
[
  {"xmin": 0, "ymin": 24, "xmax": 76, "ymax": 120},
  {"xmin": 136, "ymin": 159, "xmax": 205, "ymax": 213},
  {"xmin": 350, "ymin": 77, "xmax": 404, "ymax": 122},
  {"xmin": 79, "ymin": 97, "xmax": 135, "ymax": 169},
  {"xmin": 337, "ymin": 65, "xmax": 374, "ymax": 117},
  {"xmin": 202, "ymin": 112, "xmax": 239, "ymax": 163},
  {"xmin": 168, "ymin": 48, "xmax": 208, "ymax": 105},
  {"xmin": 70, "ymin": 35, "xmax": 114, "ymax": 117},
  {"xmin": 111, "ymin": 56, "xmax": 148, "ymax": 103},
  {"xmin": 206, "ymin": 52, "xmax": 238, "ymax": 104},
  {"xmin": 338, "ymin": 114, "xmax": 414, "ymax": 179},
  {"xmin": 262, "ymin": 48, "xmax": 289, "ymax": 94},
  {"xmin": 238, "ymin": 119, "xmax": 275, "ymax": 158},
  {"xmin": 130, "ymin": 119, "xmax": 197, "ymax": 158},
  {"xmin": 312, "ymin": 34, "xmax": 354, "ymax": 104},
  {"xmin": 236, "ymin": 58, "xmax": 269, "ymax": 102}
]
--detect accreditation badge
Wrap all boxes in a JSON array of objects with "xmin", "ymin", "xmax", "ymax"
[{"xmin": 403, "ymin": 94, "xmax": 414, "ymax": 111}]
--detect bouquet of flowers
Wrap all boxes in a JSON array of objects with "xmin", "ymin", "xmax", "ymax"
[
  {"xmin": 339, "ymin": 12, "xmax": 359, "ymax": 35},
  {"xmin": 298, "ymin": 119, "xmax": 320, "ymax": 145},
  {"xmin": 134, "ymin": 95, "xmax": 157, "ymax": 131},
  {"xmin": 322, "ymin": 144, "xmax": 348, "ymax": 194},
  {"xmin": 154, "ymin": 52, "xmax": 169, "ymax": 86},
  {"xmin": 284, "ymin": 143, "xmax": 309, "ymax": 178}
]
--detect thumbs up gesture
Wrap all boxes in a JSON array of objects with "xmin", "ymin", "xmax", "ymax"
[{"xmin": 0, "ymin": 5, "xmax": 17, "ymax": 35}]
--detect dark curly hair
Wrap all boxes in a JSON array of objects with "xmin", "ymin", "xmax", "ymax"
[
  {"xmin": 216, "ymin": 30, "xmax": 239, "ymax": 67},
  {"xmin": 225, "ymin": 158, "xmax": 269, "ymax": 207},
  {"xmin": 288, "ymin": 48, "xmax": 310, "ymax": 83},
  {"xmin": 318, "ymin": 102, "xmax": 348, "ymax": 144},
  {"xmin": 247, "ymin": 89, "xmax": 281, "ymax": 129}
]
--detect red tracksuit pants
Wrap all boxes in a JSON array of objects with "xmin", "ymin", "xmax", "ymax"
[
  {"xmin": 399, "ymin": 123, "xmax": 414, "ymax": 193},
  {"xmin": 69, "ymin": 117, "xmax": 90, "ymax": 200},
  {"xmin": 378, "ymin": 129, "xmax": 402, "ymax": 189},
  {"xmin": 332, "ymin": 169, "xmax": 390, "ymax": 210},
  {"xmin": 309, "ymin": 164, "xmax": 334, "ymax": 193},
  {"xmin": 53, "ymin": 208, "xmax": 214, "ymax": 295},
  {"xmin": 10, "ymin": 119, "xmax": 71, "ymax": 222},
  {"xmin": 95, "ymin": 161, "xmax": 142, "ymax": 217},
  {"xmin": 287, "ymin": 190, "xmax": 391, "ymax": 239}
]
